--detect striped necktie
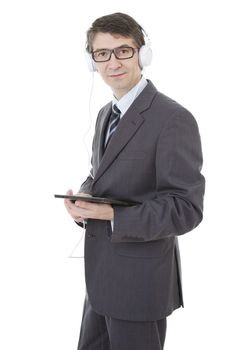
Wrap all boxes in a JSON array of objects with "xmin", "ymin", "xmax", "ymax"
[{"xmin": 105, "ymin": 104, "xmax": 121, "ymax": 148}]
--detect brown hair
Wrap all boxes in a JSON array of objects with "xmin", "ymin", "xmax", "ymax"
[{"xmin": 86, "ymin": 12, "xmax": 145, "ymax": 53}]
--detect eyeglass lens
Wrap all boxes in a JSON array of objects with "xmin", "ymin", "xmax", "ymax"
[{"xmin": 93, "ymin": 47, "xmax": 135, "ymax": 62}]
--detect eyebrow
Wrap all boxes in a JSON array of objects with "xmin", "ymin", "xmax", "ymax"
[{"xmin": 93, "ymin": 44, "xmax": 133, "ymax": 52}]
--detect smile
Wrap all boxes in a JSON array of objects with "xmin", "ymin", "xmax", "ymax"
[{"xmin": 108, "ymin": 73, "xmax": 126, "ymax": 78}]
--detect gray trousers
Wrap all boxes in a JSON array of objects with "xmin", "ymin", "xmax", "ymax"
[{"xmin": 77, "ymin": 295, "xmax": 167, "ymax": 350}]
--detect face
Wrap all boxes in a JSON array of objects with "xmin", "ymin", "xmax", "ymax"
[{"xmin": 92, "ymin": 32, "xmax": 142, "ymax": 99}]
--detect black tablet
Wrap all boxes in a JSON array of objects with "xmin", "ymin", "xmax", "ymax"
[{"xmin": 54, "ymin": 194, "xmax": 139, "ymax": 206}]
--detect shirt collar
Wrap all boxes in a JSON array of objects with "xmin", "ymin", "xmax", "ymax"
[{"xmin": 112, "ymin": 76, "xmax": 148, "ymax": 117}]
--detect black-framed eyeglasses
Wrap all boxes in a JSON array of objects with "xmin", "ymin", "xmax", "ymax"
[{"xmin": 92, "ymin": 46, "xmax": 137, "ymax": 62}]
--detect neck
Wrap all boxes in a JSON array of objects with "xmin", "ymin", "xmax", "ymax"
[{"xmin": 113, "ymin": 76, "xmax": 142, "ymax": 100}]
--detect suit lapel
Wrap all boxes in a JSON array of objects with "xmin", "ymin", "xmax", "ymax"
[{"xmin": 92, "ymin": 81, "xmax": 158, "ymax": 187}]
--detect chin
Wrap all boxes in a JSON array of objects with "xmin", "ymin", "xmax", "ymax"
[{"xmin": 108, "ymin": 79, "xmax": 127, "ymax": 89}]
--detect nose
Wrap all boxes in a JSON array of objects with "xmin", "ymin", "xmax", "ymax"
[{"xmin": 108, "ymin": 52, "xmax": 122, "ymax": 69}]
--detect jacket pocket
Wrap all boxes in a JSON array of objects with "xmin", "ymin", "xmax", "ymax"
[{"xmin": 113, "ymin": 238, "xmax": 171, "ymax": 259}]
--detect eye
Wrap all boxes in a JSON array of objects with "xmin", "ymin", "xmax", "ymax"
[
  {"xmin": 119, "ymin": 48, "xmax": 131, "ymax": 55},
  {"xmin": 97, "ymin": 50, "xmax": 108, "ymax": 57}
]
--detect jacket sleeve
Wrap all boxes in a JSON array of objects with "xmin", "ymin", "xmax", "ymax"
[
  {"xmin": 75, "ymin": 108, "xmax": 102, "ymax": 228},
  {"xmin": 77, "ymin": 108, "xmax": 103, "ymax": 195},
  {"xmin": 75, "ymin": 175, "xmax": 94, "ymax": 229},
  {"xmin": 78, "ymin": 172, "xmax": 94, "ymax": 194},
  {"xmin": 111, "ymin": 109, "xmax": 205, "ymax": 243}
]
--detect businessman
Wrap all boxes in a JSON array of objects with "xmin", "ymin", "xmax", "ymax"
[{"xmin": 64, "ymin": 12, "xmax": 205, "ymax": 350}]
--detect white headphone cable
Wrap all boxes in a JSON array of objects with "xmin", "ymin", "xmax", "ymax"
[{"xmin": 82, "ymin": 71, "xmax": 95, "ymax": 172}]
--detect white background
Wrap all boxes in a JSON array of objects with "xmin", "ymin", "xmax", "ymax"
[{"xmin": 0, "ymin": 0, "xmax": 246, "ymax": 349}]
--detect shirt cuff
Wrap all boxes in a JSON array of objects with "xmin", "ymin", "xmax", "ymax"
[{"xmin": 111, "ymin": 220, "xmax": 114, "ymax": 232}]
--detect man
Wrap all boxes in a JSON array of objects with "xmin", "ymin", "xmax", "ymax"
[{"xmin": 64, "ymin": 12, "xmax": 205, "ymax": 350}]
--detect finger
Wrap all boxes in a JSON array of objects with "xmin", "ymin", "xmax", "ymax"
[
  {"xmin": 64, "ymin": 188, "xmax": 74, "ymax": 206},
  {"xmin": 67, "ymin": 202, "xmax": 88, "ymax": 218},
  {"xmin": 66, "ymin": 189, "xmax": 73, "ymax": 195},
  {"xmin": 75, "ymin": 200, "xmax": 97, "ymax": 209},
  {"xmin": 64, "ymin": 197, "xmax": 79, "ymax": 214},
  {"xmin": 64, "ymin": 199, "xmax": 72, "ymax": 211},
  {"xmin": 75, "ymin": 200, "xmax": 88, "ymax": 208}
]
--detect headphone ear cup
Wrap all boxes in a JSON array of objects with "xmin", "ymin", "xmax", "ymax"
[
  {"xmin": 138, "ymin": 43, "xmax": 153, "ymax": 68},
  {"xmin": 84, "ymin": 50, "xmax": 97, "ymax": 72}
]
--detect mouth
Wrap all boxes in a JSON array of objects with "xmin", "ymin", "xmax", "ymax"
[{"xmin": 108, "ymin": 72, "xmax": 126, "ymax": 78}]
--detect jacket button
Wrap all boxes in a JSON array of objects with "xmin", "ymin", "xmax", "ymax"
[{"xmin": 87, "ymin": 234, "xmax": 96, "ymax": 238}]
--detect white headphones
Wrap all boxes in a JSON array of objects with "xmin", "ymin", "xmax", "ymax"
[{"xmin": 84, "ymin": 27, "xmax": 152, "ymax": 72}]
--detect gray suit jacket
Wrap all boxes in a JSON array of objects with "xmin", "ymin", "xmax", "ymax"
[{"xmin": 78, "ymin": 80, "xmax": 205, "ymax": 321}]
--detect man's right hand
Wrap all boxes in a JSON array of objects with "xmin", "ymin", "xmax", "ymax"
[{"xmin": 64, "ymin": 189, "xmax": 88, "ymax": 222}]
